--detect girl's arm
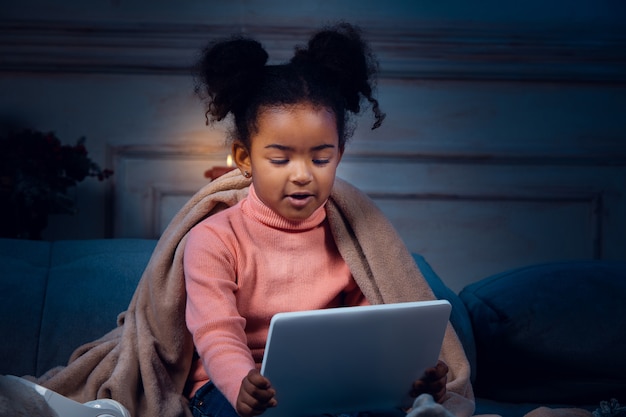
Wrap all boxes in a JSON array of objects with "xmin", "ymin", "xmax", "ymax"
[{"xmin": 184, "ymin": 224, "xmax": 257, "ymax": 407}]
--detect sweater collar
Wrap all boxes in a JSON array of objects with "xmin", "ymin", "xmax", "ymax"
[{"xmin": 243, "ymin": 184, "xmax": 327, "ymax": 231}]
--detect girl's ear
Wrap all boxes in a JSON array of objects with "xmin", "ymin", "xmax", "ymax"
[{"xmin": 232, "ymin": 141, "xmax": 252, "ymax": 175}]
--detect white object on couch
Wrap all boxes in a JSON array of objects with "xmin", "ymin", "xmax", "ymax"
[{"xmin": 3, "ymin": 375, "xmax": 131, "ymax": 417}]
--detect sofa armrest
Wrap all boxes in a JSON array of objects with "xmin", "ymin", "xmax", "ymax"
[
  {"xmin": 0, "ymin": 239, "xmax": 53, "ymax": 377},
  {"xmin": 460, "ymin": 260, "xmax": 626, "ymax": 405}
]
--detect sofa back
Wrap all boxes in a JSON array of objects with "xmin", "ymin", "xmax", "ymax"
[
  {"xmin": 0, "ymin": 238, "xmax": 157, "ymax": 377},
  {"xmin": 1, "ymin": 238, "xmax": 474, "ymax": 383}
]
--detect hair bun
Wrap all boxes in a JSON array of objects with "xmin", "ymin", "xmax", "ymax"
[
  {"xmin": 291, "ymin": 23, "xmax": 376, "ymax": 115},
  {"xmin": 196, "ymin": 37, "xmax": 269, "ymax": 121}
]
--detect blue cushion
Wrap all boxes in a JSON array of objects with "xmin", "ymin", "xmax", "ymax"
[
  {"xmin": 460, "ymin": 260, "xmax": 626, "ymax": 405},
  {"xmin": 413, "ymin": 253, "xmax": 476, "ymax": 382}
]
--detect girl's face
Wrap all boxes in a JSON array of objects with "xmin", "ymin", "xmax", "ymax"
[{"xmin": 233, "ymin": 103, "xmax": 343, "ymax": 221}]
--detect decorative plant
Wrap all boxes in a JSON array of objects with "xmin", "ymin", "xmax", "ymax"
[
  {"xmin": 0, "ymin": 129, "xmax": 113, "ymax": 239},
  {"xmin": 593, "ymin": 399, "xmax": 626, "ymax": 417}
]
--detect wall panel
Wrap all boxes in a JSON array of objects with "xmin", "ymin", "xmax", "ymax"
[{"xmin": 2, "ymin": 4, "xmax": 625, "ymax": 290}]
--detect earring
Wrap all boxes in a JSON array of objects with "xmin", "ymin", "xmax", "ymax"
[{"xmin": 243, "ymin": 170, "xmax": 251, "ymax": 178}]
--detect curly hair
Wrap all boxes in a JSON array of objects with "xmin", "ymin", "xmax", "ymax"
[{"xmin": 194, "ymin": 22, "xmax": 385, "ymax": 151}]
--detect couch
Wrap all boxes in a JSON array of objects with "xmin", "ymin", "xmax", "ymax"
[{"xmin": 1, "ymin": 237, "xmax": 624, "ymax": 417}]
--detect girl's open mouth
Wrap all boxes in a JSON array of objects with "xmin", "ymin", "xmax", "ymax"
[
  {"xmin": 290, "ymin": 194, "xmax": 311, "ymax": 200},
  {"xmin": 287, "ymin": 193, "xmax": 314, "ymax": 207}
]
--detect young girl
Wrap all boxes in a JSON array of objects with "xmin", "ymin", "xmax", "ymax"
[{"xmin": 184, "ymin": 23, "xmax": 453, "ymax": 417}]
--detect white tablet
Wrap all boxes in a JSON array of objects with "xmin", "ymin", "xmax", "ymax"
[{"xmin": 260, "ymin": 300, "xmax": 451, "ymax": 417}]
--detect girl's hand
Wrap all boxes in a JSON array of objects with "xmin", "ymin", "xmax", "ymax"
[
  {"xmin": 236, "ymin": 369, "xmax": 278, "ymax": 417},
  {"xmin": 410, "ymin": 360, "xmax": 448, "ymax": 403}
]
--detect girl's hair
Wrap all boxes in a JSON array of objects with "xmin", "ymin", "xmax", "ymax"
[{"xmin": 194, "ymin": 22, "xmax": 385, "ymax": 151}]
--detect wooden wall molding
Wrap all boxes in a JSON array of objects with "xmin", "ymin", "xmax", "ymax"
[
  {"xmin": 109, "ymin": 144, "xmax": 609, "ymax": 244},
  {"xmin": 1, "ymin": 19, "xmax": 624, "ymax": 82}
]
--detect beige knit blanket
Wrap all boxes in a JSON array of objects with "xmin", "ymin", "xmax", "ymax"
[{"xmin": 34, "ymin": 170, "xmax": 588, "ymax": 417}]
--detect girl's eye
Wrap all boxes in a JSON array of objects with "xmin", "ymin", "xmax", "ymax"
[
  {"xmin": 313, "ymin": 159, "xmax": 330, "ymax": 165},
  {"xmin": 270, "ymin": 159, "xmax": 289, "ymax": 165}
]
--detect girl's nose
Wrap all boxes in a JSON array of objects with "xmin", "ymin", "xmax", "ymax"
[{"xmin": 290, "ymin": 161, "xmax": 313, "ymax": 184}]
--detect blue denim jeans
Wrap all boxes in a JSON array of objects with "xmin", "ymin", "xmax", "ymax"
[
  {"xmin": 189, "ymin": 382, "xmax": 239, "ymax": 417},
  {"xmin": 189, "ymin": 381, "xmax": 406, "ymax": 417}
]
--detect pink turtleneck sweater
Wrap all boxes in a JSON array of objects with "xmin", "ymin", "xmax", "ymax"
[{"xmin": 183, "ymin": 185, "xmax": 367, "ymax": 407}]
